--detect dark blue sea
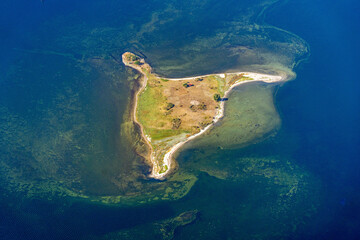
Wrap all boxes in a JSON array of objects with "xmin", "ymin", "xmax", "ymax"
[{"xmin": 0, "ymin": 0, "xmax": 359, "ymax": 239}]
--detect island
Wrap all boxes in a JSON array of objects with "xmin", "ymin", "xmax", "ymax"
[{"xmin": 122, "ymin": 52, "xmax": 285, "ymax": 179}]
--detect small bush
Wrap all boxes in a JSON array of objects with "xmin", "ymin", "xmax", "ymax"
[
  {"xmin": 131, "ymin": 55, "xmax": 139, "ymax": 61},
  {"xmin": 172, "ymin": 118, "xmax": 182, "ymax": 129},
  {"xmin": 198, "ymin": 103, "xmax": 207, "ymax": 110},
  {"xmin": 166, "ymin": 103, "xmax": 175, "ymax": 110},
  {"xmin": 190, "ymin": 105, "xmax": 197, "ymax": 112},
  {"xmin": 213, "ymin": 94, "xmax": 221, "ymax": 102},
  {"xmin": 199, "ymin": 120, "xmax": 213, "ymax": 128}
]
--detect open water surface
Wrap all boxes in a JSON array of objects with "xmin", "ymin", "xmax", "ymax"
[{"xmin": 0, "ymin": 0, "xmax": 359, "ymax": 239}]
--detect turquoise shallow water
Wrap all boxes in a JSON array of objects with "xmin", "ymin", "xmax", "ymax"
[{"xmin": 0, "ymin": 0, "xmax": 359, "ymax": 239}]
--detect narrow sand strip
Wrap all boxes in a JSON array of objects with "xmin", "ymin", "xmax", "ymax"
[{"xmin": 151, "ymin": 72, "xmax": 285, "ymax": 179}]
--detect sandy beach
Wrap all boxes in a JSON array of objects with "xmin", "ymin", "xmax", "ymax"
[
  {"xmin": 123, "ymin": 53, "xmax": 286, "ymax": 179},
  {"xmin": 153, "ymin": 72, "xmax": 286, "ymax": 179},
  {"xmin": 122, "ymin": 54, "xmax": 155, "ymax": 167}
]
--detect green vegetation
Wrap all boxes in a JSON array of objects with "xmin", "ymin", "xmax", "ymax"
[
  {"xmin": 228, "ymin": 74, "xmax": 245, "ymax": 86},
  {"xmin": 172, "ymin": 118, "xmax": 182, "ymax": 129},
  {"xmin": 132, "ymin": 55, "xmax": 265, "ymax": 179},
  {"xmin": 216, "ymin": 77, "xmax": 226, "ymax": 96},
  {"xmin": 134, "ymin": 60, "xmax": 141, "ymax": 65},
  {"xmin": 146, "ymin": 128, "xmax": 188, "ymax": 141},
  {"xmin": 190, "ymin": 103, "xmax": 207, "ymax": 112},
  {"xmin": 198, "ymin": 103, "xmax": 207, "ymax": 110},
  {"xmin": 127, "ymin": 53, "xmax": 139, "ymax": 62},
  {"xmin": 159, "ymin": 165, "xmax": 169, "ymax": 174},
  {"xmin": 199, "ymin": 120, "xmax": 213, "ymax": 128},
  {"xmin": 206, "ymin": 75, "xmax": 223, "ymax": 94},
  {"xmin": 137, "ymin": 83, "xmax": 170, "ymax": 133},
  {"xmin": 182, "ymin": 82, "xmax": 194, "ymax": 88},
  {"xmin": 213, "ymin": 93, "xmax": 221, "ymax": 102},
  {"xmin": 131, "ymin": 54, "xmax": 139, "ymax": 61},
  {"xmin": 242, "ymin": 76, "xmax": 254, "ymax": 80},
  {"xmin": 166, "ymin": 103, "xmax": 175, "ymax": 111}
]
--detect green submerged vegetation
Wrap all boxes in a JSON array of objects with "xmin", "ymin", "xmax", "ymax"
[
  {"xmin": 125, "ymin": 51, "xmax": 259, "ymax": 176},
  {"xmin": 0, "ymin": 0, "xmax": 318, "ymax": 238},
  {"xmin": 0, "ymin": 0, "xmax": 307, "ymax": 195},
  {"xmin": 190, "ymin": 83, "xmax": 282, "ymax": 150}
]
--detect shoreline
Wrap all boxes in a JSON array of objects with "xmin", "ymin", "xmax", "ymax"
[
  {"xmin": 155, "ymin": 74, "xmax": 286, "ymax": 179},
  {"xmin": 122, "ymin": 54, "xmax": 155, "ymax": 168},
  {"xmin": 123, "ymin": 53, "xmax": 287, "ymax": 179}
]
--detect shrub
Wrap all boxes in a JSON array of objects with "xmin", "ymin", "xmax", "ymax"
[
  {"xmin": 199, "ymin": 120, "xmax": 213, "ymax": 128},
  {"xmin": 198, "ymin": 103, "xmax": 207, "ymax": 110},
  {"xmin": 213, "ymin": 94, "xmax": 221, "ymax": 102},
  {"xmin": 172, "ymin": 118, "xmax": 182, "ymax": 129},
  {"xmin": 131, "ymin": 55, "xmax": 139, "ymax": 61},
  {"xmin": 166, "ymin": 103, "xmax": 175, "ymax": 110},
  {"xmin": 189, "ymin": 105, "xmax": 197, "ymax": 112}
]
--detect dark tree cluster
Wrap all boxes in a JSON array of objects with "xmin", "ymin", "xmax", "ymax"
[
  {"xmin": 166, "ymin": 103, "xmax": 175, "ymax": 111},
  {"xmin": 213, "ymin": 94, "xmax": 221, "ymax": 102}
]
